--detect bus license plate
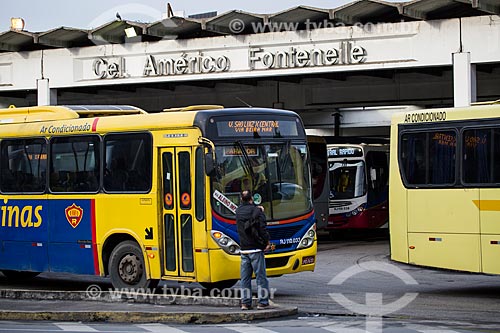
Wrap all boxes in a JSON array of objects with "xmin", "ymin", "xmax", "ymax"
[{"xmin": 302, "ymin": 256, "xmax": 315, "ymax": 265}]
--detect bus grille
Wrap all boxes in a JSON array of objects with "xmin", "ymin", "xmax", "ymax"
[
  {"xmin": 266, "ymin": 256, "xmax": 290, "ymax": 268},
  {"xmin": 268, "ymin": 225, "xmax": 304, "ymax": 240}
]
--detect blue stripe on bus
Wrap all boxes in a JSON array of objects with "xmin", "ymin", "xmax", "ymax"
[{"xmin": 0, "ymin": 199, "xmax": 96, "ymax": 275}]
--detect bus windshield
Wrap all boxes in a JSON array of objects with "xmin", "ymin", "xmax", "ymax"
[
  {"xmin": 329, "ymin": 160, "xmax": 366, "ymax": 199},
  {"xmin": 212, "ymin": 142, "xmax": 312, "ymax": 220}
]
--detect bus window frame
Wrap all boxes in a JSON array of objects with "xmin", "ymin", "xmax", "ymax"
[
  {"xmin": 49, "ymin": 134, "xmax": 101, "ymax": 194},
  {"xmin": 103, "ymin": 131, "xmax": 153, "ymax": 194},
  {"xmin": 461, "ymin": 124, "xmax": 500, "ymax": 188},
  {"xmin": 396, "ymin": 120, "xmax": 500, "ymax": 189},
  {"xmin": 0, "ymin": 137, "xmax": 49, "ymax": 194},
  {"xmin": 398, "ymin": 127, "xmax": 458, "ymax": 189}
]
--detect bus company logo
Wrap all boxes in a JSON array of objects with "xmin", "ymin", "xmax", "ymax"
[{"xmin": 65, "ymin": 204, "xmax": 84, "ymax": 228}]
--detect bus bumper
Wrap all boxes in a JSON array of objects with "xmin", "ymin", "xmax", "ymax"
[
  {"xmin": 266, "ymin": 242, "xmax": 317, "ymax": 277},
  {"xmin": 205, "ymin": 243, "xmax": 317, "ymax": 283}
]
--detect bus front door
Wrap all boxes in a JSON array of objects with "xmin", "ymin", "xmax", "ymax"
[{"xmin": 161, "ymin": 148, "xmax": 195, "ymax": 279}]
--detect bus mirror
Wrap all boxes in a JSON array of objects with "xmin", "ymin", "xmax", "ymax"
[
  {"xmin": 205, "ymin": 152, "xmax": 216, "ymax": 177},
  {"xmin": 370, "ymin": 168, "xmax": 377, "ymax": 181}
]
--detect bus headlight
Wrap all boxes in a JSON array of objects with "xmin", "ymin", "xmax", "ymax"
[
  {"xmin": 297, "ymin": 224, "xmax": 316, "ymax": 250},
  {"xmin": 345, "ymin": 204, "xmax": 365, "ymax": 218},
  {"xmin": 210, "ymin": 230, "xmax": 240, "ymax": 255}
]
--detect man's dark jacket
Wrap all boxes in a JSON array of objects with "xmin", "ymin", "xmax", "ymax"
[{"xmin": 236, "ymin": 202, "xmax": 270, "ymax": 251}]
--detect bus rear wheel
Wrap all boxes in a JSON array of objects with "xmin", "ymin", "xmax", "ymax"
[{"xmin": 109, "ymin": 241, "xmax": 158, "ymax": 290}]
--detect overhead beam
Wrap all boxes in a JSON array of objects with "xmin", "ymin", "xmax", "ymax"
[
  {"xmin": 471, "ymin": 0, "xmax": 500, "ymax": 14},
  {"xmin": 37, "ymin": 36, "xmax": 72, "ymax": 48},
  {"xmin": 0, "ymin": 42, "xmax": 21, "ymax": 52}
]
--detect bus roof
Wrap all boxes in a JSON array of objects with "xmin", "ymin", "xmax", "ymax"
[
  {"xmin": 392, "ymin": 104, "xmax": 500, "ymax": 126},
  {"xmin": 0, "ymin": 105, "xmax": 304, "ymax": 139},
  {"xmin": 163, "ymin": 105, "xmax": 224, "ymax": 112},
  {"xmin": 324, "ymin": 136, "xmax": 389, "ymax": 145},
  {"xmin": 0, "ymin": 105, "xmax": 146, "ymax": 125}
]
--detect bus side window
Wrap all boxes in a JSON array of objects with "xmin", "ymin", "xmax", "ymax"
[
  {"xmin": 366, "ymin": 151, "xmax": 388, "ymax": 192},
  {"xmin": 50, "ymin": 135, "xmax": 100, "ymax": 193},
  {"xmin": 104, "ymin": 132, "xmax": 152, "ymax": 193},
  {"xmin": 1, "ymin": 138, "xmax": 47, "ymax": 193}
]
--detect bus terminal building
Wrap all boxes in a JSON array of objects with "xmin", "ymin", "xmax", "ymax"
[{"xmin": 0, "ymin": 0, "xmax": 499, "ymax": 136}]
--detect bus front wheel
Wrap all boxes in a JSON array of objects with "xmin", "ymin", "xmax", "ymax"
[{"xmin": 108, "ymin": 241, "xmax": 158, "ymax": 290}]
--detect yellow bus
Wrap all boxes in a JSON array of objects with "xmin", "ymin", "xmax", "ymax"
[
  {"xmin": 390, "ymin": 102, "xmax": 500, "ymax": 274},
  {"xmin": 0, "ymin": 105, "xmax": 317, "ymax": 290}
]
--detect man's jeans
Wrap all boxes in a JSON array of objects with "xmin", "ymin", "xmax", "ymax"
[{"xmin": 240, "ymin": 251, "xmax": 269, "ymax": 306}]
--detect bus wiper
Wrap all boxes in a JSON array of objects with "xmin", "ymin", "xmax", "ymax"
[
  {"xmin": 280, "ymin": 140, "xmax": 292, "ymax": 175},
  {"xmin": 236, "ymin": 141, "xmax": 256, "ymax": 187},
  {"xmin": 275, "ymin": 141, "xmax": 290, "ymax": 190}
]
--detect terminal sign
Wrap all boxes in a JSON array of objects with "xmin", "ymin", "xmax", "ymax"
[
  {"xmin": 249, "ymin": 41, "xmax": 366, "ymax": 70},
  {"xmin": 90, "ymin": 42, "xmax": 367, "ymax": 80}
]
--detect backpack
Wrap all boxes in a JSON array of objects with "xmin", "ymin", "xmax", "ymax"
[{"xmin": 244, "ymin": 206, "xmax": 268, "ymax": 249}]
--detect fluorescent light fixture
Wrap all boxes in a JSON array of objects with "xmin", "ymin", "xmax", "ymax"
[
  {"xmin": 10, "ymin": 17, "xmax": 25, "ymax": 31},
  {"xmin": 124, "ymin": 27, "xmax": 137, "ymax": 38}
]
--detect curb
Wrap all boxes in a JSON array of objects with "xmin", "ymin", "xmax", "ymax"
[
  {"xmin": 0, "ymin": 289, "xmax": 297, "ymax": 323},
  {"xmin": 0, "ymin": 307, "xmax": 298, "ymax": 324},
  {"xmin": 0, "ymin": 289, "xmax": 240, "ymax": 306}
]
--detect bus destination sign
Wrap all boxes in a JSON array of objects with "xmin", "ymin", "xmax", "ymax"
[
  {"xmin": 328, "ymin": 147, "xmax": 363, "ymax": 158},
  {"xmin": 216, "ymin": 119, "xmax": 299, "ymax": 137},
  {"xmin": 223, "ymin": 146, "xmax": 258, "ymax": 156}
]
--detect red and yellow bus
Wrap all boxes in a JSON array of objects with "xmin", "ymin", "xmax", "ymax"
[
  {"xmin": 326, "ymin": 140, "xmax": 389, "ymax": 231},
  {"xmin": 0, "ymin": 105, "xmax": 317, "ymax": 289}
]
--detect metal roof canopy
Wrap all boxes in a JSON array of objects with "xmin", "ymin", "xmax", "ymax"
[
  {"xmin": 147, "ymin": 17, "xmax": 203, "ymax": 39},
  {"xmin": 0, "ymin": 30, "xmax": 38, "ymax": 52},
  {"xmin": 404, "ymin": 0, "xmax": 499, "ymax": 20},
  {"xmin": 89, "ymin": 20, "xmax": 148, "ymax": 44},
  {"xmin": 37, "ymin": 27, "xmax": 91, "ymax": 48},
  {"xmin": 270, "ymin": 6, "xmax": 330, "ymax": 23},
  {"xmin": 205, "ymin": 10, "xmax": 265, "ymax": 34},
  {"xmin": 0, "ymin": 0, "xmax": 498, "ymax": 52},
  {"xmin": 467, "ymin": 0, "xmax": 500, "ymax": 14},
  {"xmin": 331, "ymin": 0, "xmax": 405, "ymax": 24}
]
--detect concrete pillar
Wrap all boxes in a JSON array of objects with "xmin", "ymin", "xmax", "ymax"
[
  {"xmin": 453, "ymin": 52, "xmax": 477, "ymax": 107},
  {"xmin": 37, "ymin": 79, "xmax": 57, "ymax": 106}
]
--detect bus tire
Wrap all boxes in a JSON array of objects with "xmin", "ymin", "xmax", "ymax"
[
  {"xmin": 1, "ymin": 270, "xmax": 40, "ymax": 280},
  {"xmin": 108, "ymin": 240, "xmax": 157, "ymax": 290}
]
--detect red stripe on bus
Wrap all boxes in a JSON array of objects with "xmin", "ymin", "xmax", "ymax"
[
  {"xmin": 92, "ymin": 118, "xmax": 99, "ymax": 131},
  {"xmin": 91, "ymin": 199, "xmax": 100, "ymax": 275},
  {"xmin": 278, "ymin": 211, "xmax": 314, "ymax": 224},
  {"xmin": 212, "ymin": 211, "xmax": 236, "ymax": 224}
]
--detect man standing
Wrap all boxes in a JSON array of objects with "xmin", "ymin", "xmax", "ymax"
[{"xmin": 236, "ymin": 190, "xmax": 271, "ymax": 310}]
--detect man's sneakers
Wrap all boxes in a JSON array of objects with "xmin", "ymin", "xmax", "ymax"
[
  {"xmin": 241, "ymin": 304, "xmax": 252, "ymax": 310},
  {"xmin": 257, "ymin": 303, "xmax": 270, "ymax": 310},
  {"xmin": 241, "ymin": 300, "xmax": 275, "ymax": 310}
]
